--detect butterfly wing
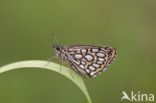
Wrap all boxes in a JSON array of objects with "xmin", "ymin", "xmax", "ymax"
[
  {"xmin": 69, "ymin": 58, "xmax": 91, "ymax": 77},
  {"xmin": 66, "ymin": 45, "xmax": 117, "ymax": 77}
]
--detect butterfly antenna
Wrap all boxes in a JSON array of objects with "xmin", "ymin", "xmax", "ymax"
[
  {"xmin": 46, "ymin": 40, "xmax": 50, "ymax": 44},
  {"xmin": 51, "ymin": 33, "xmax": 59, "ymax": 45}
]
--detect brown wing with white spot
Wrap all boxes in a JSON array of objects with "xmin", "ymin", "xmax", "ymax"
[
  {"xmin": 90, "ymin": 46, "xmax": 117, "ymax": 77},
  {"xmin": 65, "ymin": 45, "xmax": 117, "ymax": 77},
  {"xmin": 101, "ymin": 46, "xmax": 117, "ymax": 65},
  {"xmin": 68, "ymin": 58, "xmax": 91, "ymax": 77}
]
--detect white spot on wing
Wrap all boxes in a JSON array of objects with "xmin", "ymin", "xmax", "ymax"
[
  {"xmin": 92, "ymin": 63, "xmax": 100, "ymax": 68},
  {"xmin": 81, "ymin": 61, "xmax": 86, "ymax": 65},
  {"xmin": 86, "ymin": 69, "xmax": 90, "ymax": 73},
  {"xmin": 90, "ymin": 72, "xmax": 95, "ymax": 76},
  {"xmin": 98, "ymin": 58, "xmax": 104, "ymax": 61},
  {"xmin": 97, "ymin": 61, "xmax": 103, "ymax": 64},
  {"xmin": 97, "ymin": 53, "xmax": 105, "ymax": 57},
  {"xmin": 81, "ymin": 49, "xmax": 86, "ymax": 53},
  {"xmin": 93, "ymin": 75, "xmax": 97, "ymax": 77},
  {"xmin": 92, "ymin": 49, "xmax": 99, "ymax": 52},
  {"xmin": 85, "ymin": 55, "xmax": 93, "ymax": 61},
  {"xmin": 89, "ymin": 66, "xmax": 95, "ymax": 70},
  {"xmin": 74, "ymin": 54, "xmax": 82, "ymax": 59},
  {"xmin": 80, "ymin": 65, "xmax": 85, "ymax": 69}
]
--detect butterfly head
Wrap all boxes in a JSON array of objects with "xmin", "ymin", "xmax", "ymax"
[
  {"xmin": 52, "ymin": 44, "xmax": 67, "ymax": 60},
  {"xmin": 53, "ymin": 44, "xmax": 61, "ymax": 51},
  {"xmin": 52, "ymin": 44, "xmax": 66, "ymax": 52}
]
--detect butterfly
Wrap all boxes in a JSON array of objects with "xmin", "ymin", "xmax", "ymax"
[{"xmin": 52, "ymin": 44, "xmax": 117, "ymax": 78}]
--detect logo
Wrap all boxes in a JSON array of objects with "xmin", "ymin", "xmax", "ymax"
[{"xmin": 121, "ymin": 91, "xmax": 154, "ymax": 102}]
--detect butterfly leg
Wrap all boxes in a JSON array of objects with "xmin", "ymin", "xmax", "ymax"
[
  {"xmin": 69, "ymin": 69, "xmax": 74, "ymax": 79},
  {"xmin": 66, "ymin": 63, "xmax": 75, "ymax": 79},
  {"xmin": 59, "ymin": 57, "xmax": 64, "ymax": 72},
  {"xmin": 44, "ymin": 55, "xmax": 57, "ymax": 67}
]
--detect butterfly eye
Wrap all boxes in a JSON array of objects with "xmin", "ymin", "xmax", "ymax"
[{"xmin": 53, "ymin": 45, "xmax": 61, "ymax": 51}]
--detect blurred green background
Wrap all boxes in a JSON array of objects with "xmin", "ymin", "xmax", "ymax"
[{"xmin": 0, "ymin": 0, "xmax": 156, "ymax": 103}]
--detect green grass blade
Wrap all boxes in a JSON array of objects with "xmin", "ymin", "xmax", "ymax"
[{"xmin": 0, "ymin": 60, "xmax": 92, "ymax": 103}]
